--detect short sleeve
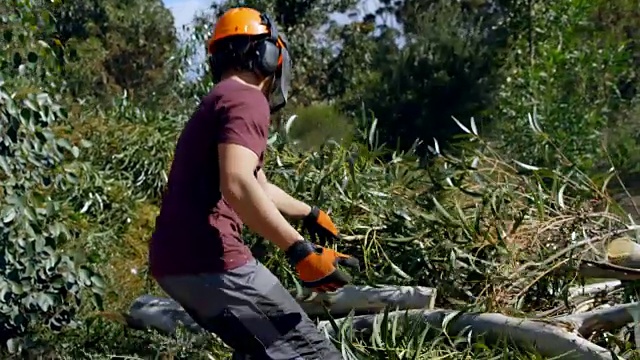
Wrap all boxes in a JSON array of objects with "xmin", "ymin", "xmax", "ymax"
[{"xmin": 215, "ymin": 91, "xmax": 270, "ymax": 157}]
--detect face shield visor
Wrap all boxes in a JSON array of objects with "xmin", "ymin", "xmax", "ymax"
[{"xmin": 268, "ymin": 38, "xmax": 292, "ymax": 114}]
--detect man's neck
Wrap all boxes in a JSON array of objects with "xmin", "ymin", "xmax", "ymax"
[{"xmin": 224, "ymin": 72, "xmax": 263, "ymax": 92}]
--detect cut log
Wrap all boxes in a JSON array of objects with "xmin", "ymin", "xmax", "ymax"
[
  {"xmin": 293, "ymin": 285, "xmax": 437, "ymax": 317},
  {"xmin": 607, "ymin": 237, "xmax": 640, "ymax": 268},
  {"xmin": 125, "ymin": 285, "xmax": 437, "ymax": 335},
  {"xmin": 318, "ymin": 309, "xmax": 613, "ymax": 360}
]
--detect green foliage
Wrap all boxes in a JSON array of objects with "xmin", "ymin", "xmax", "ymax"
[
  {"xmin": 5, "ymin": 0, "xmax": 640, "ymax": 358},
  {"xmin": 494, "ymin": 0, "xmax": 638, "ymax": 170},
  {"xmin": 324, "ymin": 18, "xmax": 390, "ymax": 106},
  {"xmin": 0, "ymin": 1, "xmax": 103, "ymax": 351},
  {"xmin": 606, "ymin": 102, "xmax": 640, "ymax": 176},
  {"xmin": 36, "ymin": 318, "xmax": 226, "ymax": 359},
  {"xmin": 262, "ymin": 114, "xmax": 620, "ymax": 313},
  {"xmin": 48, "ymin": 0, "xmax": 179, "ymax": 103},
  {"xmin": 78, "ymin": 94, "xmax": 183, "ymax": 201},
  {"xmin": 349, "ymin": 0, "xmax": 506, "ymax": 151}
]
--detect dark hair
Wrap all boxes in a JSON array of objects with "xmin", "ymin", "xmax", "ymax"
[{"xmin": 209, "ymin": 34, "xmax": 268, "ymax": 82}]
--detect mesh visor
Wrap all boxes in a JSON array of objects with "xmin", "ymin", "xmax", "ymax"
[{"xmin": 268, "ymin": 47, "xmax": 292, "ymax": 114}]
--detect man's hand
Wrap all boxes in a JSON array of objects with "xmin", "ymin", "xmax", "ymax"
[
  {"xmin": 303, "ymin": 206, "xmax": 340, "ymax": 244},
  {"xmin": 285, "ymin": 240, "xmax": 360, "ymax": 292}
]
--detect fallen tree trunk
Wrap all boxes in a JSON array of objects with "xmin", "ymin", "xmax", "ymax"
[
  {"xmin": 119, "ymin": 286, "xmax": 639, "ymax": 359},
  {"xmin": 318, "ymin": 309, "xmax": 614, "ymax": 360},
  {"xmin": 123, "ymin": 285, "xmax": 436, "ymax": 335}
]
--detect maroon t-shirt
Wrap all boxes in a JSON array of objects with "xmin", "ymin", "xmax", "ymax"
[{"xmin": 148, "ymin": 78, "xmax": 270, "ymax": 277}]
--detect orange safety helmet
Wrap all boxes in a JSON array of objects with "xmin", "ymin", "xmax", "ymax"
[
  {"xmin": 208, "ymin": 7, "xmax": 291, "ymax": 113},
  {"xmin": 209, "ymin": 8, "xmax": 266, "ymax": 51}
]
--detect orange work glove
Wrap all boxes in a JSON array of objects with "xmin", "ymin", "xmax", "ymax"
[
  {"xmin": 285, "ymin": 240, "xmax": 360, "ymax": 292},
  {"xmin": 302, "ymin": 206, "xmax": 340, "ymax": 244}
]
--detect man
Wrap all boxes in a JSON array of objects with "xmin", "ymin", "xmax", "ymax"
[{"xmin": 148, "ymin": 7, "xmax": 359, "ymax": 360}]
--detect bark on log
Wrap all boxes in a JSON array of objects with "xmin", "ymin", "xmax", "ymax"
[{"xmin": 318, "ymin": 309, "xmax": 613, "ymax": 360}]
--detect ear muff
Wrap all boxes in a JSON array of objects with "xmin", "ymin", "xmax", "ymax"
[{"xmin": 254, "ymin": 13, "xmax": 280, "ymax": 76}]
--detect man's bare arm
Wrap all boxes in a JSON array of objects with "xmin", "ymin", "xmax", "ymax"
[
  {"xmin": 219, "ymin": 144, "xmax": 302, "ymax": 251},
  {"xmin": 257, "ymin": 169, "xmax": 311, "ymax": 220}
]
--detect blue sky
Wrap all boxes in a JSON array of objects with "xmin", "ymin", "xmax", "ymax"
[{"xmin": 163, "ymin": 0, "xmax": 211, "ymax": 31}]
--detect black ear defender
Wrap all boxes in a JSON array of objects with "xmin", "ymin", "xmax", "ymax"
[{"xmin": 254, "ymin": 13, "xmax": 281, "ymax": 76}]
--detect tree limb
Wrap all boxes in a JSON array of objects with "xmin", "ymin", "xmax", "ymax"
[
  {"xmin": 318, "ymin": 309, "xmax": 613, "ymax": 360},
  {"xmin": 557, "ymin": 302, "xmax": 639, "ymax": 338},
  {"xmin": 123, "ymin": 285, "xmax": 437, "ymax": 335}
]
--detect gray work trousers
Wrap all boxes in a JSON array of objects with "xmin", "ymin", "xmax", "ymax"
[{"xmin": 156, "ymin": 259, "xmax": 343, "ymax": 360}]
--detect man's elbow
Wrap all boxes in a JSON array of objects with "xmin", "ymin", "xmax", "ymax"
[
  {"xmin": 220, "ymin": 172, "xmax": 243, "ymax": 199},
  {"xmin": 220, "ymin": 170, "xmax": 254, "ymax": 200}
]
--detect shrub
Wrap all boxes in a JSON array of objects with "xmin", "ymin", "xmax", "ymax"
[
  {"xmin": 493, "ymin": 0, "xmax": 638, "ymax": 171},
  {"xmin": 5, "ymin": 0, "xmax": 640, "ymax": 358},
  {"xmin": 355, "ymin": 0, "xmax": 506, "ymax": 152},
  {"xmin": 0, "ymin": 2, "xmax": 104, "ymax": 352},
  {"xmin": 284, "ymin": 103, "xmax": 354, "ymax": 150}
]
